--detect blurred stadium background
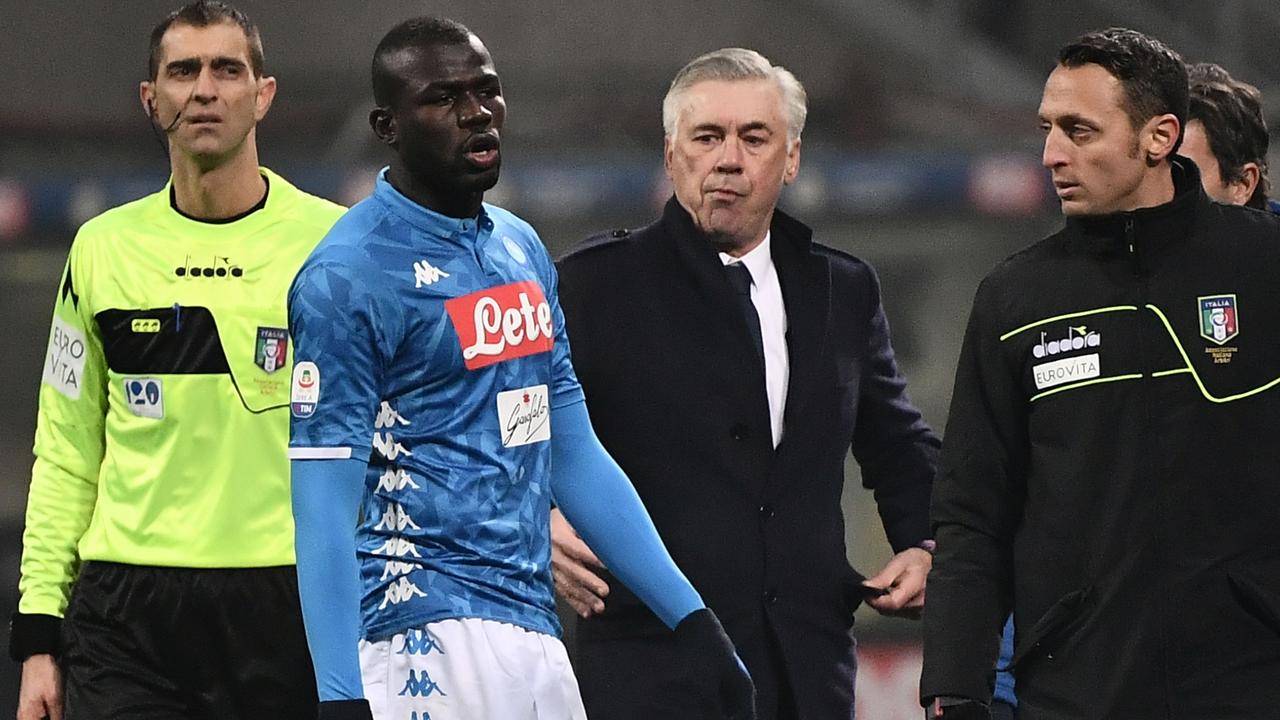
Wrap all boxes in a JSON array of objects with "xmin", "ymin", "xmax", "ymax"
[{"xmin": 1, "ymin": 1, "xmax": 1277, "ymax": 716}]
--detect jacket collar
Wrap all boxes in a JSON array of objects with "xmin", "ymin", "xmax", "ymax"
[{"xmin": 1065, "ymin": 156, "xmax": 1210, "ymax": 257}]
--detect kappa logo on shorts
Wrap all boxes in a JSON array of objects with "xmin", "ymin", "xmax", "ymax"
[
  {"xmin": 399, "ymin": 628, "xmax": 446, "ymax": 656},
  {"xmin": 444, "ymin": 280, "xmax": 554, "ymax": 370},
  {"xmin": 399, "ymin": 669, "xmax": 448, "ymax": 698}
]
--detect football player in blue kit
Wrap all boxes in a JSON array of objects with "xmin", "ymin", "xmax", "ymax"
[{"xmin": 286, "ymin": 16, "xmax": 755, "ymax": 720}]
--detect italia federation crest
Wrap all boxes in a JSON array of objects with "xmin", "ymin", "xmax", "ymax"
[
  {"xmin": 255, "ymin": 327, "xmax": 288, "ymax": 373},
  {"xmin": 1198, "ymin": 295, "xmax": 1238, "ymax": 345}
]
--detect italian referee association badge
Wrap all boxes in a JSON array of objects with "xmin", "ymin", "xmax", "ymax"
[{"xmin": 255, "ymin": 326, "xmax": 288, "ymax": 373}]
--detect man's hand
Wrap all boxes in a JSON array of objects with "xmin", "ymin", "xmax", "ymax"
[
  {"xmin": 864, "ymin": 547, "xmax": 932, "ymax": 618},
  {"xmin": 674, "ymin": 608, "xmax": 756, "ymax": 720},
  {"xmin": 17, "ymin": 653, "xmax": 62, "ymax": 720},
  {"xmin": 550, "ymin": 508, "xmax": 610, "ymax": 617}
]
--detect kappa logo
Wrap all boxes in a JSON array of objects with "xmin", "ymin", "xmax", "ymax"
[
  {"xmin": 375, "ymin": 401, "xmax": 411, "ymax": 429},
  {"xmin": 414, "ymin": 259, "xmax": 450, "ymax": 288},
  {"xmin": 373, "ymin": 432, "xmax": 412, "ymax": 460},
  {"xmin": 1199, "ymin": 294, "xmax": 1239, "ymax": 344},
  {"xmin": 399, "ymin": 669, "xmax": 447, "ymax": 698},
  {"xmin": 1032, "ymin": 325, "xmax": 1101, "ymax": 358},
  {"xmin": 444, "ymin": 280, "xmax": 554, "ymax": 370},
  {"xmin": 376, "ymin": 467, "xmax": 420, "ymax": 492},
  {"xmin": 375, "ymin": 536, "xmax": 422, "ymax": 558},
  {"xmin": 374, "ymin": 503, "xmax": 421, "ymax": 532},
  {"xmin": 399, "ymin": 629, "xmax": 446, "ymax": 656},
  {"xmin": 380, "ymin": 559, "xmax": 419, "ymax": 580},
  {"xmin": 380, "ymin": 576, "xmax": 428, "ymax": 610}
]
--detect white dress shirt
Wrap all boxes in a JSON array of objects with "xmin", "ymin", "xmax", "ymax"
[{"xmin": 720, "ymin": 232, "xmax": 789, "ymax": 448}]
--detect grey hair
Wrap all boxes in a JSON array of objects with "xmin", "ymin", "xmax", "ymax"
[{"xmin": 662, "ymin": 47, "xmax": 807, "ymax": 145}]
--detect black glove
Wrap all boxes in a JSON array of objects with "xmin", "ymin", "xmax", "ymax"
[
  {"xmin": 927, "ymin": 697, "xmax": 991, "ymax": 720},
  {"xmin": 9, "ymin": 612, "xmax": 61, "ymax": 662},
  {"xmin": 317, "ymin": 699, "xmax": 374, "ymax": 720},
  {"xmin": 673, "ymin": 608, "xmax": 756, "ymax": 720}
]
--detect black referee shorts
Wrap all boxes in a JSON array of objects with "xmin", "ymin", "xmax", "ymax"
[{"xmin": 61, "ymin": 561, "xmax": 317, "ymax": 720}]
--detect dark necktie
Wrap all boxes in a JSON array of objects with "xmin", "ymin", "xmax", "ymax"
[{"xmin": 725, "ymin": 262, "xmax": 765, "ymax": 362}]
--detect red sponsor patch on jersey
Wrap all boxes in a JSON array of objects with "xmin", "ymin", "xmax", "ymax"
[{"xmin": 444, "ymin": 280, "xmax": 555, "ymax": 370}]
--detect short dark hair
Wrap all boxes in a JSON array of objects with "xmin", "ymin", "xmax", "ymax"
[
  {"xmin": 148, "ymin": 1, "xmax": 265, "ymax": 80},
  {"xmin": 372, "ymin": 17, "xmax": 475, "ymax": 108},
  {"xmin": 1057, "ymin": 27, "xmax": 1189, "ymax": 154},
  {"xmin": 1187, "ymin": 62, "xmax": 1270, "ymax": 208}
]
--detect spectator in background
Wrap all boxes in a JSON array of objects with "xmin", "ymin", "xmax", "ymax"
[
  {"xmin": 1179, "ymin": 62, "xmax": 1271, "ymax": 209},
  {"xmin": 9, "ymin": 2, "xmax": 344, "ymax": 719},
  {"xmin": 922, "ymin": 27, "xmax": 1280, "ymax": 719},
  {"xmin": 553, "ymin": 47, "xmax": 939, "ymax": 720}
]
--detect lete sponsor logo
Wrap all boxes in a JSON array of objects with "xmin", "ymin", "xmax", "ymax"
[
  {"xmin": 291, "ymin": 361, "xmax": 320, "ymax": 417},
  {"xmin": 444, "ymin": 280, "xmax": 554, "ymax": 370}
]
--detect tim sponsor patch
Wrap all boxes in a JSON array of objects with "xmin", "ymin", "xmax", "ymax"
[
  {"xmin": 291, "ymin": 361, "xmax": 320, "ymax": 417},
  {"xmin": 44, "ymin": 316, "xmax": 88, "ymax": 400},
  {"xmin": 496, "ymin": 384, "xmax": 550, "ymax": 447},
  {"xmin": 1033, "ymin": 353, "xmax": 1100, "ymax": 391}
]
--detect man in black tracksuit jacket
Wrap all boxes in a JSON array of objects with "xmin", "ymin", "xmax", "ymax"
[{"xmin": 922, "ymin": 29, "xmax": 1280, "ymax": 720}]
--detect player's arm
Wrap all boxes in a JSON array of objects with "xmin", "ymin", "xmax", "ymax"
[
  {"xmin": 548, "ymin": 399, "xmax": 753, "ymax": 718},
  {"xmin": 12, "ymin": 247, "xmax": 108, "ymax": 720},
  {"xmin": 286, "ymin": 259, "xmax": 386, "ymax": 720},
  {"xmin": 920, "ymin": 278, "xmax": 1026, "ymax": 710}
]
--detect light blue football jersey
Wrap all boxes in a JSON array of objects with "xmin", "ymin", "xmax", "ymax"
[{"xmin": 288, "ymin": 170, "xmax": 583, "ymax": 641}]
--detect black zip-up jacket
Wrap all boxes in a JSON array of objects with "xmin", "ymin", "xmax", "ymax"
[{"xmin": 921, "ymin": 158, "xmax": 1280, "ymax": 719}]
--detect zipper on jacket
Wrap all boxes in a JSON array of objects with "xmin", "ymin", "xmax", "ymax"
[{"xmin": 1125, "ymin": 217, "xmax": 1138, "ymax": 275}]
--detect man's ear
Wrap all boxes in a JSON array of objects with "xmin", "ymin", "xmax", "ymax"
[
  {"xmin": 370, "ymin": 107, "xmax": 397, "ymax": 146},
  {"xmin": 1146, "ymin": 113, "xmax": 1180, "ymax": 165},
  {"xmin": 254, "ymin": 75, "xmax": 278, "ymax": 121},
  {"xmin": 140, "ymin": 81, "xmax": 156, "ymax": 119},
  {"xmin": 783, "ymin": 138, "xmax": 802, "ymax": 185},
  {"xmin": 1229, "ymin": 162, "xmax": 1262, "ymax": 206}
]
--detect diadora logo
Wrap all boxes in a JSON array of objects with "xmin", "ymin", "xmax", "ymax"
[
  {"xmin": 175, "ymin": 254, "xmax": 243, "ymax": 278},
  {"xmin": 374, "ymin": 503, "xmax": 421, "ymax": 532},
  {"xmin": 1032, "ymin": 325, "xmax": 1100, "ymax": 358},
  {"xmin": 414, "ymin": 259, "xmax": 450, "ymax": 288},
  {"xmin": 380, "ymin": 576, "xmax": 428, "ymax": 609},
  {"xmin": 444, "ymin": 280, "xmax": 554, "ymax": 370},
  {"xmin": 399, "ymin": 669, "xmax": 447, "ymax": 698},
  {"xmin": 399, "ymin": 629, "xmax": 446, "ymax": 656}
]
